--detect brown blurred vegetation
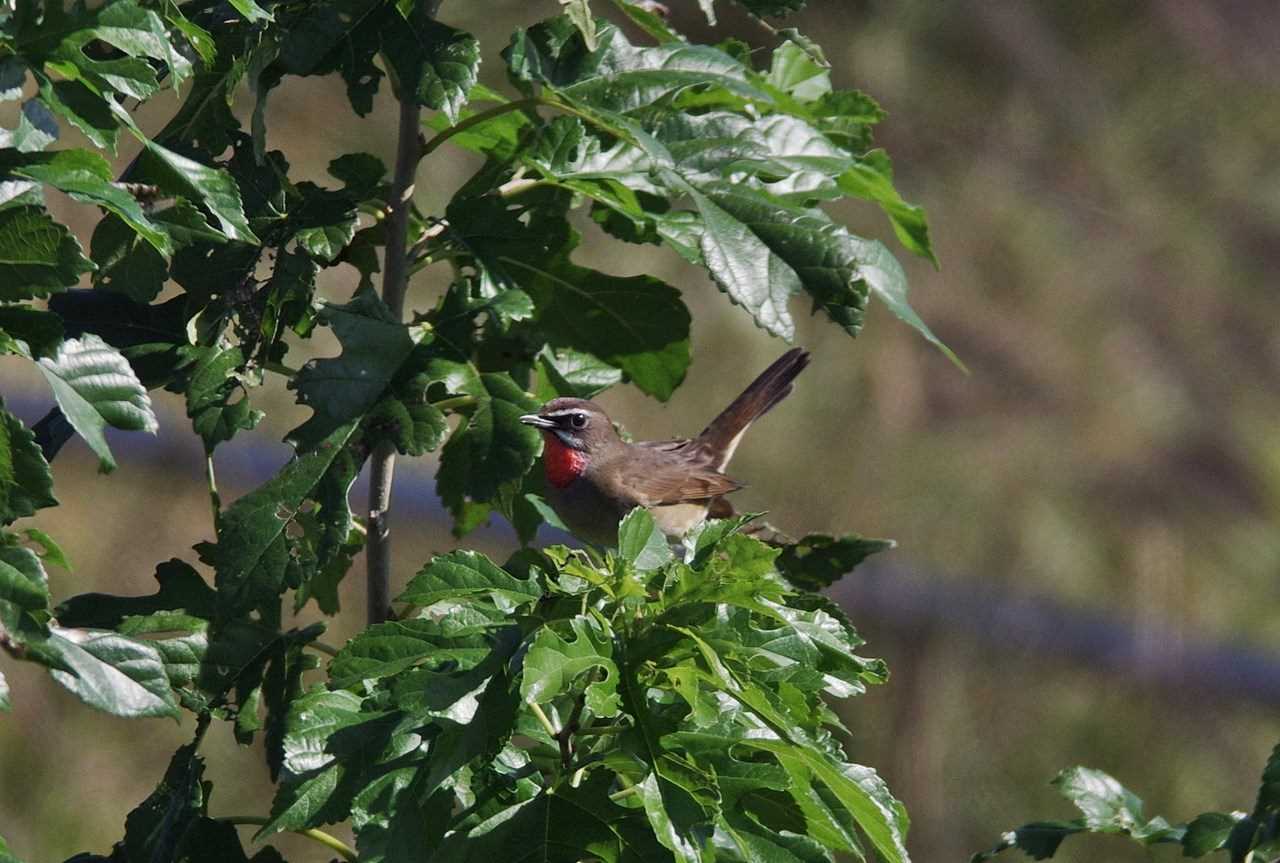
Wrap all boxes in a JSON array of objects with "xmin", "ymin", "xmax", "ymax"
[{"xmin": 2, "ymin": 1, "xmax": 1279, "ymax": 861}]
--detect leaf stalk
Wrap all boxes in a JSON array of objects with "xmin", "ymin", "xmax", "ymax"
[{"xmin": 216, "ymin": 816, "xmax": 357, "ymax": 862}]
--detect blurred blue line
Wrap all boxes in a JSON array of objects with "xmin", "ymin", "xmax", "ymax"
[{"xmin": 8, "ymin": 394, "xmax": 1280, "ymax": 705}]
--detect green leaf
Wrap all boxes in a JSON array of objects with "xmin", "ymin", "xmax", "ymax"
[
  {"xmin": 36, "ymin": 334, "xmax": 157, "ymax": 473},
  {"xmin": 48, "ymin": 291, "xmax": 188, "ymax": 388},
  {"xmin": 436, "ymin": 775, "xmax": 667, "ymax": 863},
  {"xmin": 609, "ymin": 0, "xmax": 684, "ymax": 44},
  {"xmin": 685, "ymin": 185, "xmax": 802, "ymax": 340},
  {"xmin": 533, "ymin": 346, "xmax": 624, "ymax": 401},
  {"xmin": 743, "ymin": 740, "xmax": 911, "ymax": 863},
  {"xmin": 0, "ymin": 205, "xmax": 94, "ymax": 300},
  {"xmin": 423, "ymin": 98, "xmax": 531, "ymax": 161},
  {"xmin": 89, "ymin": 213, "xmax": 169, "ymax": 303},
  {"xmin": 41, "ymin": 624, "xmax": 181, "ymax": 718},
  {"xmin": 0, "ymin": 306, "xmax": 64, "ymax": 358},
  {"xmin": 0, "ymin": 406, "xmax": 57, "ymax": 524},
  {"xmin": 514, "ymin": 253, "xmax": 691, "ymax": 400},
  {"xmin": 521, "ymin": 614, "xmax": 621, "ymax": 717},
  {"xmin": 559, "ymin": 0, "xmax": 600, "ymax": 51},
  {"xmin": 0, "ymin": 671, "xmax": 9, "ymax": 713},
  {"xmin": 766, "ymin": 39, "xmax": 831, "ymax": 103},
  {"xmin": 619, "ymin": 654, "xmax": 719, "ymax": 861},
  {"xmin": 133, "ymin": 140, "xmax": 258, "ymax": 243},
  {"xmin": 1253, "ymin": 741, "xmax": 1280, "ymax": 817},
  {"xmin": 775, "ymin": 533, "xmax": 895, "ymax": 591},
  {"xmin": 618, "ymin": 507, "xmax": 674, "ymax": 571},
  {"xmin": 329, "ymin": 617, "xmax": 502, "ymax": 689},
  {"xmin": 182, "ymin": 346, "xmax": 263, "ymax": 454},
  {"xmin": 838, "ymin": 150, "xmax": 936, "ymax": 264},
  {"xmin": 197, "ymin": 421, "xmax": 360, "ymax": 620},
  {"xmin": 971, "ymin": 768, "xmax": 1188, "ymax": 862},
  {"xmin": 365, "ymin": 397, "xmax": 448, "ymax": 458},
  {"xmin": 506, "ymin": 18, "xmax": 768, "ymax": 114},
  {"xmin": 1052, "ymin": 767, "xmax": 1183, "ymax": 842},
  {"xmin": 34, "ymin": 77, "xmax": 118, "ymax": 151},
  {"xmin": 0, "ymin": 99, "xmax": 60, "ymax": 152},
  {"xmin": 399, "ymin": 550, "xmax": 543, "ymax": 612},
  {"xmin": 120, "ymin": 743, "xmax": 205, "ymax": 862},
  {"xmin": 6, "ymin": 149, "xmax": 171, "ymax": 253},
  {"xmin": 228, "ymin": 0, "xmax": 273, "ymax": 22},
  {"xmin": 263, "ymin": 689, "xmax": 419, "ymax": 835},
  {"xmin": 435, "ymin": 371, "xmax": 542, "ymax": 526},
  {"xmin": 1182, "ymin": 812, "xmax": 1243, "ymax": 857},
  {"xmin": 288, "ymin": 290, "xmax": 423, "ymax": 452},
  {"xmin": 381, "ymin": 13, "xmax": 479, "ymax": 122},
  {"xmin": 696, "ymin": 183, "xmax": 868, "ymax": 339},
  {"xmin": 0, "ymin": 540, "xmax": 49, "ymax": 616}
]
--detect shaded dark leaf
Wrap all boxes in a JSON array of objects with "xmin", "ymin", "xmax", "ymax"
[
  {"xmin": 0, "ymin": 406, "xmax": 58, "ymax": 525},
  {"xmin": 288, "ymin": 291, "xmax": 422, "ymax": 452},
  {"xmin": 775, "ymin": 533, "xmax": 894, "ymax": 591},
  {"xmin": 0, "ymin": 206, "xmax": 94, "ymax": 300}
]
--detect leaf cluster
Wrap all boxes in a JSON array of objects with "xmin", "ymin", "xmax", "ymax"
[
  {"xmin": 973, "ymin": 752, "xmax": 1280, "ymax": 863},
  {"xmin": 260, "ymin": 509, "xmax": 904, "ymax": 863}
]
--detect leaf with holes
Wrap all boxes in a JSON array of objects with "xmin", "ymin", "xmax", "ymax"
[
  {"xmin": 288, "ymin": 290, "xmax": 423, "ymax": 452},
  {"xmin": 521, "ymin": 614, "xmax": 621, "ymax": 717}
]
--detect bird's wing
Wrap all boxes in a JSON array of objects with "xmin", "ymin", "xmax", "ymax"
[
  {"xmin": 636, "ymin": 437, "xmax": 722, "ymax": 468},
  {"xmin": 602, "ymin": 457, "xmax": 744, "ymax": 506}
]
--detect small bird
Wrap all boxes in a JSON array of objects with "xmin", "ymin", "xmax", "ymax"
[{"xmin": 519, "ymin": 348, "xmax": 811, "ymax": 546}]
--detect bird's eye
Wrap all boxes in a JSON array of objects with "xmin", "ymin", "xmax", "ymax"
[{"xmin": 570, "ymin": 412, "xmax": 587, "ymax": 429}]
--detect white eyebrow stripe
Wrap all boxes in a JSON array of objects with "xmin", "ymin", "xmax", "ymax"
[{"xmin": 545, "ymin": 409, "xmax": 586, "ymax": 417}]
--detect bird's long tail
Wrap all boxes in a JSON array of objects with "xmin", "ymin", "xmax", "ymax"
[{"xmin": 697, "ymin": 347, "xmax": 811, "ymax": 470}]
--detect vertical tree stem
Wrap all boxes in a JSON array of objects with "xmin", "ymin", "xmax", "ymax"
[
  {"xmin": 366, "ymin": 56, "xmax": 427, "ymax": 626},
  {"xmin": 205, "ymin": 454, "xmax": 221, "ymax": 527}
]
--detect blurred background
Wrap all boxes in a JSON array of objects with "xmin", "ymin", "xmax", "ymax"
[{"xmin": 2, "ymin": 1, "xmax": 1279, "ymax": 860}]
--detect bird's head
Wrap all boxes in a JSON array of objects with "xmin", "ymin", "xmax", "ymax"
[{"xmin": 519, "ymin": 398, "xmax": 616, "ymax": 453}]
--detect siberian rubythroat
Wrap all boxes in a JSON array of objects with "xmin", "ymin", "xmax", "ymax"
[{"xmin": 519, "ymin": 348, "xmax": 811, "ymax": 546}]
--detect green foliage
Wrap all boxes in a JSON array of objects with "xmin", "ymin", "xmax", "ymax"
[
  {"xmin": 974, "ymin": 753, "xmax": 1280, "ymax": 862},
  {"xmin": 0, "ymin": 1, "xmax": 942, "ymax": 860},
  {"xmin": 261, "ymin": 516, "xmax": 902, "ymax": 862}
]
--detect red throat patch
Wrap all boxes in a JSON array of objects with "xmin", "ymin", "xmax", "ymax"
[{"xmin": 541, "ymin": 432, "xmax": 588, "ymax": 488}]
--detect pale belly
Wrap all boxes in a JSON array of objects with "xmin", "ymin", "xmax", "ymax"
[{"xmin": 544, "ymin": 482, "xmax": 709, "ymax": 547}]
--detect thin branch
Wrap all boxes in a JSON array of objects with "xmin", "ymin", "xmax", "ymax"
[
  {"xmin": 204, "ymin": 455, "xmax": 221, "ymax": 527},
  {"xmin": 304, "ymin": 640, "xmax": 341, "ymax": 657},
  {"xmin": 430, "ymin": 394, "xmax": 478, "ymax": 412},
  {"xmin": 366, "ymin": 34, "xmax": 432, "ymax": 627},
  {"xmin": 529, "ymin": 701, "xmax": 560, "ymax": 740},
  {"xmin": 609, "ymin": 784, "xmax": 641, "ymax": 802},
  {"xmin": 216, "ymin": 816, "xmax": 357, "ymax": 862},
  {"xmin": 420, "ymin": 97, "xmax": 543, "ymax": 159}
]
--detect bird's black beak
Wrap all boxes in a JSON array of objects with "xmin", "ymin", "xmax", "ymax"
[{"xmin": 519, "ymin": 414, "xmax": 557, "ymax": 429}]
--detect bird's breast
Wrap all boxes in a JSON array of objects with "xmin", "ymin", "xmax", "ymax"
[{"xmin": 541, "ymin": 433, "xmax": 589, "ymax": 488}]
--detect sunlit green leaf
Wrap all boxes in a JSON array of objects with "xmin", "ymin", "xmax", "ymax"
[
  {"xmin": 42, "ymin": 624, "xmax": 181, "ymax": 718},
  {"xmin": 618, "ymin": 507, "xmax": 674, "ymax": 571},
  {"xmin": 36, "ymin": 335, "xmax": 157, "ymax": 473},
  {"xmin": 400, "ymin": 550, "xmax": 543, "ymax": 612},
  {"xmin": 521, "ymin": 614, "xmax": 621, "ymax": 717}
]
